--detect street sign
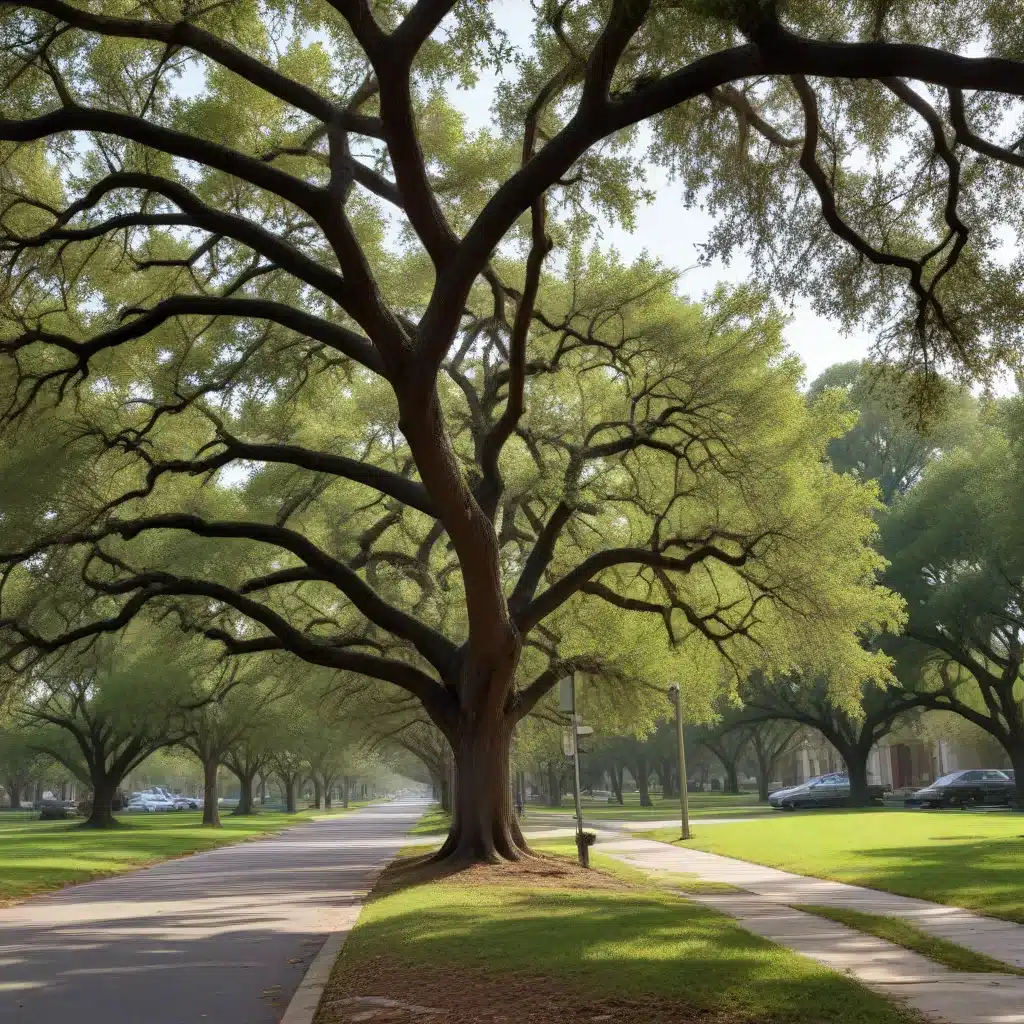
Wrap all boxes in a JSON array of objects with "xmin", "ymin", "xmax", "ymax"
[
  {"xmin": 562, "ymin": 729, "xmax": 574, "ymax": 756},
  {"xmin": 558, "ymin": 677, "xmax": 574, "ymax": 713},
  {"xmin": 576, "ymin": 725, "xmax": 594, "ymax": 736}
]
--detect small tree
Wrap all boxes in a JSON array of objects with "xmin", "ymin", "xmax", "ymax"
[
  {"xmin": 180, "ymin": 667, "xmax": 286, "ymax": 826},
  {"xmin": 0, "ymin": 718, "xmax": 48, "ymax": 809},
  {"xmin": 20, "ymin": 672, "xmax": 177, "ymax": 827},
  {"xmin": 223, "ymin": 735, "xmax": 272, "ymax": 816},
  {"xmin": 741, "ymin": 674, "xmax": 920, "ymax": 804},
  {"xmin": 745, "ymin": 720, "xmax": 803, "ymax": 801}
]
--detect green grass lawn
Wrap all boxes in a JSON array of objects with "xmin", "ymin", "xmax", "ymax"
[
  {"xmin": 647, "ymin": 809, "xmax": 1024, "ymax": 922},
  {"xmin": 407, "ymin": 805, "xmax": 451, "ymax": 835},
  {"xmin": 0, "ymin": 803, "xmax": 368, "ymax": 905},
  {"xmin": 526, "ymin": 790, "xmax": 770, "ymax": 820},
  {"xmin": 315, "ymin": 846, "xmax": 917, "ymax": 1024},
  {"xmin": 793, "ymin": 904, "xmax": 1024, "ymax": 976}
]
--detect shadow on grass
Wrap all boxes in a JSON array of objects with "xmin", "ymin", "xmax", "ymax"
[
  {"xmin": 832, "ymin": 837, "xmax": 1024, "ymax": 923},
  {"xmin": 339, "ymin": 884, "xmax": 917, "ymax": 1024}
]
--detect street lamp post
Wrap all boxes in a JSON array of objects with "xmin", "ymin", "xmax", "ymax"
[{"xmin": 667, "ymin": 683, "xmax": 691, "ymax": 841}]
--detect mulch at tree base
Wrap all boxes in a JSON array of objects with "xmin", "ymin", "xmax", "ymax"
[
  {"xmin": 376, "ymin": 850, "xmax": 627, "ymax": 897},
  {"xmin": 316, "ymin": 960, "xmax": 749, "ymax": 1024}
]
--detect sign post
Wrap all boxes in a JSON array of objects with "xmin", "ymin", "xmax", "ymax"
[
  {"xmin": 668, "ymin": 683, "xmax": 691, "ymax": 841},
  {"xmin": 569, "ymin": 674, "xmax": 585, "ymax": 845}
]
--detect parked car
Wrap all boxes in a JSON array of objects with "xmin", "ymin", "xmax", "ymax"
[
  {"xmin": 904, "ymin": 769, "xmax": 1015, "ymax": 808},
  {"xmin": 126, "ymin": 791, "xmax": 175, "ymax": 812},
  {"xmin": 768, "ymin": 773, "xmax": 887, "ymax": 810},
  {"xmin": 149, "ymin": 786, "xmax": 199, "ymax": 810}
]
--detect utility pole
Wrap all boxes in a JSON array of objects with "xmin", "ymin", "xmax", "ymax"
[{"xmin": 668, "ymin": 683, "xmax": 691, "ymax": 841}]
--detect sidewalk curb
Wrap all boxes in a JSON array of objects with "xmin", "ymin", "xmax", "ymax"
[{"xmin": 279, "ymin": 864, "xmax": 387, "ymax": 1024}]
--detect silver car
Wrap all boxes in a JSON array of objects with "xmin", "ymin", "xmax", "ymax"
[{"xmin": 769, "ymin": 773, "xmax": 852, "ymax": 810}]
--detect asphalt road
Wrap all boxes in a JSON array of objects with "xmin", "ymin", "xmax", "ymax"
[{"xmin": 0, "ymin": 800, "xmax": 422, "ymax": 1023}]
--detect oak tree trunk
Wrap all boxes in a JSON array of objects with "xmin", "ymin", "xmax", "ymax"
[
  {"xmin": 313, "ymin": 778, "xmax": 322, "ymax": 809},
  {"xmin": 282, "ymin": 775, "xmax": 297, "ymax": 814},
  {"xmin": 1009, "ymin": 744, "xmax": 1024, "ymax": 807},
  {"xmin": 232, "ymin": 773, "xmax": 255, "ymax": 815},
  {"xmin": 756, "ymin": 754, "xmax": 771, "ymax": 802},
  {"xmin": 202, "ymin": 759, "xmax": 221, "ymax": 827},
  {"xmin": 435, "ymin": 714, "xmax": 526, "ymax": 864},
  {"xmin": 546, "ymin": 761, "xmax": 562, "ymax": 807},
  {"xmin": 609, "ymin": 764, "xmax": 623, "ymax": 804},
  {"xmin": 844, "ymin": 747, "xmax": 872, "ymax": 807},
  {"xmin": 84, "ymin": 778, "xmax": 117, "ymax": 828},
  {"xmin": 724, "ymin": 762, "xmax": 740, "ymax": 795},
  {"xmin": 342, "ymin": 776, "xmax": 350, "ymax": 808},
  {"xmin": 635, "ymin": 757, "xmax": 652, "ymax": 806},
  {"xmin": 5, "ymin": 777, "xmax": 22, "ymax": 810}
]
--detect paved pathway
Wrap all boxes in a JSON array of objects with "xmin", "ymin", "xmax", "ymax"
[
  {"xmin": 0, "ymin": 800, "xmax": 421, "ymax": 1024},
  {"xmin": 599, "ymin": 836, "xmax": 1024, "ymax": 1024}
]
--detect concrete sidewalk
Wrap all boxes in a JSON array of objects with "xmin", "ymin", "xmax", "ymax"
[
  {"xmin": 599, "ymin": 836, "xmax": 1024, "ymax": 1024},
  {"xmin": 0, "ymin": 801, "xmax": 421, "ymax": 1023}
]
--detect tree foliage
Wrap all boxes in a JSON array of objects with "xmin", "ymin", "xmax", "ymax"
[{"xmin": 882, "ymin": 402, "xmax": 1024, "ymax": 784}]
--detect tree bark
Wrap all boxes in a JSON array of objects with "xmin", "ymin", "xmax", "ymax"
[
  {"xmin": 232, "ymin": 772, "xmax": 255, "ymax": 815},
  {"xmin": 439, "ymin": 773, "xmax": 451, "ymax": 812},
  {"xmin": 635, "ymin": 756, "xmax": 652, "ymax": 806},
  {"xmin": 5, "ymin": 776, "xmax": 23, "ymax": 810},
  {"xmin": 546, "ymin": 760, "xmax": 562, "ymax": 807},
  {"xmin": 1009, "ymin": 743, "xmax": 1024, "ymax": 808},
  {"xmin": 845, "ymin": 748, "xmax": 872, "ymax": 807},
  {"xmin": 434, "ymin": 715, "xmax": 526, "ymax": 864},
  {"xmin": 756, "ymin": 754, "xmax": 771, "ymax": 802},
  {"xmin": 313, "ymin": 777, "xmax": 322, "ymax": 810},
  {"xmin": 202, "ymin": 758, "xmax": 221, "ymax": 827},
  {"xmin": 724, "ymin": 762, "xmax": 740, "ymax": 795},
  {"xmin": 259, "ymin": 772, "xmax": 267, "ymax": 805},
  {"xmin": 281, "ymin": 774, "xmax": 297, "ymax": 814},
  {"xmin": 83, "ymin": 777, "xmax": 117, "ymax": 828},
  {"xmin": 609, "ymin": 763, "xmax": 623, "ymax": 803},
  {"xmin": 342, "ymin": 775, "xmax": 350, "ymax": 808}
]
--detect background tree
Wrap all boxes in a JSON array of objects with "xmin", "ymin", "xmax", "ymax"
[
  {"xmin": 741, "ymin": 674, "xmax": 920, "ymax": 804},
  {"xmin": 179, "ymin": 665, "xmax": 285, "ymax": 826},
  {"xmin": 8, "ymin": 0, "xmax": 1020, "ymax": 861},
  {"xmin": 746, "ymin": 719, "xmax": 802, "ymax": 801},
  {"xmin": 0, "ymin": 713, "xmax": 49, "ymax": 809},
  {"xmin": 808, "ymin": 362, "xmax": 976, "ymax": 506},
  {"xmin": 693, "ymin": 710, "xmax": 752, "ymax": 794},
  {"xmin": 12, "ymin": 634, "xmax": 187, "ymax": 825},
  {"xmin": 882, "ymin": 407, "xmax": 1024, "ymax": 793}
]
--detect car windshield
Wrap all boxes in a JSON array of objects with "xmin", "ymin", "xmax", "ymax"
[{"xmin": 932, "ymin": 772, "xmax": 963, "ymax": 786}]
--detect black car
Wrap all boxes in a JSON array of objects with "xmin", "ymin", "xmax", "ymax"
[{"xmin": 905, "ymin": 769, "xmax": 1015, "ymax": 808}]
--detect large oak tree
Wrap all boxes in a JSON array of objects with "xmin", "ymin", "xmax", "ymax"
[{"xmin": 3, "ymin": 0, "xmax": 1021, "ymax": 861}]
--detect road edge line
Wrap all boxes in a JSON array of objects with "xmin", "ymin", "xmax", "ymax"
[{"xmin": 279, "ymin": 865, "xmax": 386, "ymax": 1024}]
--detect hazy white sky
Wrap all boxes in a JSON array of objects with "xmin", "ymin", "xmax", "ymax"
[{"xmin": 443, "ymin": 0, "xmax": 872, "ymax": 386}]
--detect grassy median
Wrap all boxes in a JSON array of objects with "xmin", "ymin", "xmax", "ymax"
[{"xmin": 314, "ymin": 845, "xmax": 919, "ymax": 1024}]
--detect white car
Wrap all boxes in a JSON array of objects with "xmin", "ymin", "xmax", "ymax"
[
  {"xmin": 127, "ymin": 791, "xmax": 175, "ymax": 812},
  {"xmin": 152, "ymin": 787, "xmax": 200, "ymax": 810}
]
